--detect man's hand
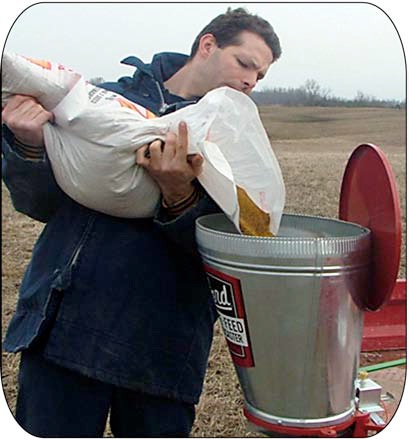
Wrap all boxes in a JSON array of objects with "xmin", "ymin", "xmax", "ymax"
[
  {"xmin": 136, "ymin": 121, "xmax": 203, "ymax": 206},
  {"xmin": 2, "ymin": 95, "xmax": 54, "ymax": 147}
]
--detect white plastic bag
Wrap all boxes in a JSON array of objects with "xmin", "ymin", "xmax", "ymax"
[{"xmin": 2, "ymin": 52, "xmax": 285, "ymax": 234}]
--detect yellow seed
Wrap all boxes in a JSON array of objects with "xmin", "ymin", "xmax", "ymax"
[{"xmin": 236, "ymin": 186, "xmax": 274, "ymax": 237}]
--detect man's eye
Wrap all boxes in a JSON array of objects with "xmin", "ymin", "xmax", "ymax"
[{"xmin": 237, "ymin": 59, "xmax": 248, "ymax": 68}]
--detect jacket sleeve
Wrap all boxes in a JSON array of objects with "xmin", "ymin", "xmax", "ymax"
[
  {"xmin": 2, "ymin": 126, "xmax": 66, "ymax": 223},
  {"xmin": 154, "ymin": 184, "xmax": 222, "ymax": 256}
]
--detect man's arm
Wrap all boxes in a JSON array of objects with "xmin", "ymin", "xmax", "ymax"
[
  {"xmin": 2, "ymin": 96, "xmax": 66, "ymax": 222},
  {"xmin": 154, "ymin": 185, "xmax": 220, "ymax": 255}
]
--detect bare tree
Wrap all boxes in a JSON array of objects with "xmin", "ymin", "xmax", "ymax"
[{"xmin": 301, "ymin": 79, "xmax": 331, "ymax": 105}]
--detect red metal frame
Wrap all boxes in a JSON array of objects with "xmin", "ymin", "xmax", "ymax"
[
  {"xmin": 362, "ymin": 279, "xmax": 406, "ymax": 351},
  {"xmin": 352, "ymin": 411, "xmax": 385, "ymax": 437},
  {"xmin": 244, "ymin": 408, "xmax": 385, "ymax": 437}
]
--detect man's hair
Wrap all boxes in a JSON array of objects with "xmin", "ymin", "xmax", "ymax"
[{"xmin": 189, "ymin": 7, "xmax": 282, "ymax": 62}]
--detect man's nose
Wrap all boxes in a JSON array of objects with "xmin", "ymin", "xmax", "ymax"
[{"xmin": 243, "ymin": 73, "xmax": 258, "ymax": 90}]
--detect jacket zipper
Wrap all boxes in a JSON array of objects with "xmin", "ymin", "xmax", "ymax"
[
  {"xmin": 154, "ymin": 81, "xmax": 196, "ymax": 115},
  {"xmin": 155, "ymin": 82, "xmax": 171, "ymax": 115},
  {"xmin": 69, "ymin": 240, "xmax": 83, "ymax": 269},
  {"xmin": 52, "ymin": 215, "xmax": 95, "ymax": 292},
  {"xmin": 67, "ymin": 215, "xmax": 96, "ymax": 270}
]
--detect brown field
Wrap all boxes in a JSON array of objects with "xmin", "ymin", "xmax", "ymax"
[{"xmin": 1, "ymin": 105, "xmax": 406, "ymax": 436}]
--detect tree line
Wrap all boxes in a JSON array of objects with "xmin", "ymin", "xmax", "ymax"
[
  {"xmin": 251, "ymin": 79, "xmax": 405, "ymax": 108},
  {"xmin": 89, "ymin": 76, "xmax": 405, "ymax": 109}
]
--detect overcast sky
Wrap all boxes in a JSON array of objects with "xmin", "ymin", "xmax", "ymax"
[{"xmin": 1, "ymin": 1, "xmax": 407, "ymax": 101}]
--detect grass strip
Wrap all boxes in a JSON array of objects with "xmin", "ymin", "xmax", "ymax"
[{"xmin": 359, "ymin": 358, "xmax": 406, "ymax": 373}]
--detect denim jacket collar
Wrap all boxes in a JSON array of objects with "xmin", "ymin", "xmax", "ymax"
[
  {"xmin": 120, "ymin": 53, "xmax": 199, "ymax": 115},
  {"xmin": 121, "ymin": 52, "xmax": 188, "ymax": 82}
]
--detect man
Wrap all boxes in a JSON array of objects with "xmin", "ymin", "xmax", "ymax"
[{"xmin": 2, "ymin": 7, "xmax": 281, "ymax": 437}]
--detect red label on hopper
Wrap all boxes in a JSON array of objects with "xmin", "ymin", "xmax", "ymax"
[{"xmin": 204, "ymin": 265, "xmax": 254, "ymax": 367}]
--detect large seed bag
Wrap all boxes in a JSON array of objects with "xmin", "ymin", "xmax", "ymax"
[{"xmin": 2, "ymin": 52, "xmax": 285, "ymax": 234}]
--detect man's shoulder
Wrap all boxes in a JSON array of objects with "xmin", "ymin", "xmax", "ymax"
[
  {"xmin": 99, "ymin": 77, "xmax": 157, "ymax": 112},
  {"xmin": 97, "ymin": 52, "xmax": 190, "ymax": 112},
  {"xmin": 99, "ymin": 80, "xmax": 128, "ymax": 94},
  {"xmin": 101, "ymin": 52, "xmax": 189, "ymax": 90}
]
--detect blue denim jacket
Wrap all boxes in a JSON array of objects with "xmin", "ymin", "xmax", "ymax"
[{"xmin": 2, "ymin": 52, "xmax": 219, "ymax": 404}]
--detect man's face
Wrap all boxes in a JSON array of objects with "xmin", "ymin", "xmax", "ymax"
[{"xmin": 204, "ymin": 31, "xmax": 274, "ymax": 95}]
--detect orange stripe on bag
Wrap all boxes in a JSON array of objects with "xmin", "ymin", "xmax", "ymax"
[
  {"xmin": 116, "ymin": 97, "xmax": 156, "ymax": 119},
  {"xmin": 23, "ymin": 56, "xmax": 52, "ymax": 70},
  {"xmin": 145, "ymin": 110, "xmax": 156, "ymax": 119}
]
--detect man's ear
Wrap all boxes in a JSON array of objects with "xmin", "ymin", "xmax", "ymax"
[{"xmin": 197, "ymin": 33, "xmax": 218, "ymax": 58}]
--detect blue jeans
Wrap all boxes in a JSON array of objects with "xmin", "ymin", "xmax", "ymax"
[{"xmin": 15, "ymin": 348, "xmax": 195, "ymax": 437}]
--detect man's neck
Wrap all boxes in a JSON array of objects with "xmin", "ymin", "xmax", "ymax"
[{"xmin": 163, "ymin": 61, "xmax": 207, "ymax": 99}]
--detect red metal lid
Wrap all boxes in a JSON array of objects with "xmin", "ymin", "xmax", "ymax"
[{"xmin": 339, "ymin": 144, "xmax": 402, "ymax": 311}]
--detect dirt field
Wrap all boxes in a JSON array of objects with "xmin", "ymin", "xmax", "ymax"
[{"xmin": 1, "ymin": 105, "xmax": 406, "ymax": 436}]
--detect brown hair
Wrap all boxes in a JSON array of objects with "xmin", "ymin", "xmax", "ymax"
[{"xmin": 190, "ymin": 7, "xmax": 282, "ymax": 62}]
